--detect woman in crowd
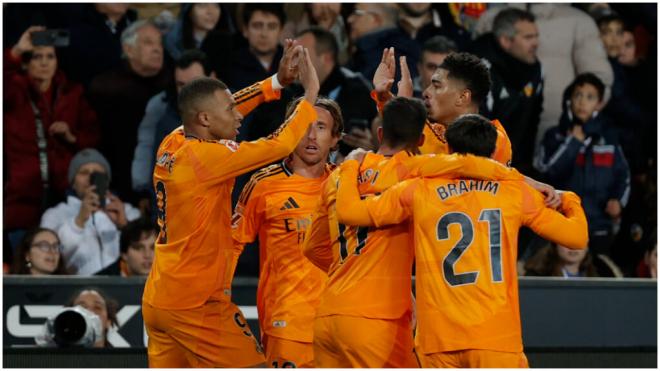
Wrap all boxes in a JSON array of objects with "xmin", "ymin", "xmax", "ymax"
[{"xmin": 10, "ymin": 227, "xmax": 67, "ymax": 275}]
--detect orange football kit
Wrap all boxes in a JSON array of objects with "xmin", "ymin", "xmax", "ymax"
[
  {"xmin": 232, "ymin": 160, "xmax": 334, "ymax": 368},
  {"xmin": 303, "ymin": 151, "xmax": 523, "ymax": 367},
  {"xmin": 142, "ymin": 77, "xmax": 317, "ymax": 368},
  {"xmin": 335, "ymin": 160, "xmax": 588, "ymax": 368}
]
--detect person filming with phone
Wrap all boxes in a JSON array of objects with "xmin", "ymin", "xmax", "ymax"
[
  {"xmin": 4, "ymin": 26, "xmax": 100, "ymax": 255},
  {"xmin": 40, "ymin": 149, "xmax": 141, "ymax": 276}
]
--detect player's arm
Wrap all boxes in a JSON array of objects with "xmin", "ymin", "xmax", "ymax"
[
  {"xmin": 196, "ymin": 49, "xmax": 320, "ymax": 184},
  {"xmin": 403, "ymin": 153, "xmax": 524, "ymax": 182},
  {"xmin": 521, "ymin": 183, "xmax": 589, "ymax": 249},
  {"xmin": 231, "ymin": 173, "xmax": 267, "ymax": 248},
  {"xmin": 490, "ymin": 119, "xmax": 513, "ymax": 166},
  {"xmin": 233, "ymin": 39, "xmax": 301, "ymax": 117},
  {"xmin": 336, "ymin": 160, "xmax": 415, "ymax": 227},
  {"xmin": 302, "ymin": 179, "xmax": 334, "ymax": 272}
]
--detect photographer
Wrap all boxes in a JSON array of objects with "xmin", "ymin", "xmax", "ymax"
[
  {"xmin": 37, "ymin": 288, "xmax": 119, "ymax": 348},
  {"xmin": 40, "ymin": 149, "xmax": 140, "ymax": 276},
  {"xmin": 4, "ymin": 26, "xmax": 100, "ymax": 252}
]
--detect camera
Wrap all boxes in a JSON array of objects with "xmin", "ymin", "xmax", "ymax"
[
  {"xmin": 35, "ymin": 306, "xmax": 103, "ymax": 348},
  {"xmin": 31, "ymin": 29, "xmax": 70, "ymax": 47}
]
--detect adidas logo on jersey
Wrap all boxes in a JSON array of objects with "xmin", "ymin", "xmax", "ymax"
[{"xmin": 280, "ymin": 197, "xmax": 300, "ymax": 210}]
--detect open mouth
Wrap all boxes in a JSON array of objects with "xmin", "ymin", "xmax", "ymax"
[{"xmin": 304, "ymin": 145, "xmax": 319, "ymax": 153}]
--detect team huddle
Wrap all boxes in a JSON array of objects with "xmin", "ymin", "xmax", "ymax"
[{"xmin": 141, "ymin": 41, "xmax": 588, "ymax": 368}]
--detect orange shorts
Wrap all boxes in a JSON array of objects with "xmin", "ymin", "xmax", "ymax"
[
  {"xmin": 418, "ymin": 349, "xmax": 529, "ymax": 368},
  {"xmin": 313, "ymin": 314, "xmax": 419, "ymax": 368},
  {"xmin": 262, "ymin": 334, "xmax": 314, "ymax": 368},
  {"xmin": 142, "ymin": 300, "xmax": 265, "ymax": 368}
]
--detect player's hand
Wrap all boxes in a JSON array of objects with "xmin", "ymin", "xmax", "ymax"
[
  {"xmin": 525, "ymin": 176, "xmax": 561, "ymax": 209},
  {"xmin": 277, "ymin": 39, "xmax": 301, "ymax": 86},
  {"xmin": 49, "ymin": 121, "xmax": 77, "ymax": 144},
  {"xmin": 300, "ymin": 48, "xmax": 320, "ymax": 104},
  {"xmin": 605, "ymin": 199, "xmax": 622, "ymax": 218},
  {"xmin": 342, "ymin": 126, "xmax": 376, "ymax": 152},
  {"xmin": 76, "ymin": 185, "xmax": 100, "ymax": 228},
  {"xmin": 104, "ymin": 192, "xmax": 128, "ymax": 228},
  {"xmin": 372, "ymin": 47, "xmax": 395, "ymax": 100},
  {"xmin": 345, "ymin": 148, "xmax": 370, "ymax": 165},
  {"xmin": 397, "ymin": 55, "xmax": 413, "ymax": 98},
  {"xmin": 11, "ymin": 25, "xmax": 45, "ymax": 59}
]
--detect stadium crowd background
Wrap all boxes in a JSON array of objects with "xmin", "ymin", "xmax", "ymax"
[{"xmin": 3, "ymin": 3, "xmax": 656, "ymax": 296}]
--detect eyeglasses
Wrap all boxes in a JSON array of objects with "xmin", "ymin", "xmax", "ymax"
[
  {"xmin": 31, "ymin": 242, "xmax": 62, "ymax": 253},
  {"xmin": 351, "ymin": 9, "xmax": 379, "ymax": 18}
]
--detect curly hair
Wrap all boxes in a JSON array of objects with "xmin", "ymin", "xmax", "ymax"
[{"xmin": 439, "ymin": 52, "xmax": 491, "ymax": 106}]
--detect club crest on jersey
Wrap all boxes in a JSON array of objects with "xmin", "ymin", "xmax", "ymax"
[
  {"xmin": 156, "ymin": 152, "xmax": 176, "ymax": 173},
  {"xmin": 219, "ymin": 139, "xmax": 239, "ymax": 152}
]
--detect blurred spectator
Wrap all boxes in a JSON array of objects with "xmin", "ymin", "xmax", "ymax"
[
  {"xmin": 281, "ymin": 3, "xmax": 350, "ymax": 65},
  {"xmin": 226, "ymin": 3, "xmax": 285, "ymax": 90},
  {"xmin": 88, "ymin": 20, "xmax": 171, "ymax": 202},
  {"xmin": 10, "ymin": 227, "xmax": 68, "ymax": 275},
  {"xmin": 41, "ymin": 149, "xmax": 141, "ymax": 276},
  {"xmin": 131, "ymin": 50, "xmax": 212, "ymax": 197},
  {"xmin": 593, "ymin": 10, "xmax": 646, "ymax": 176},
  {"xmin": 163, "ymin": 4, "xmax": 235, "ymax": 81},
  {"xmin": 398, "ymin": 3, "xmax": 472, "ymax": 51},
  {"xmin": 96, "ymin": 218, "xmax": 157, "ymax": 276},
  {"xmin": 348, "ymin": 3, "xmax": 417, "ymax": 84},
  {"xmin": 636, "ymin": 229, "xmax": 657, "ymax": 278},
  {"xmin": 58, "ymin": 4, "xmax": 137, "ymax": 87},
  {"xmin": 475, "ymin": 4, "xmax": 614, "ymax": 151},
  {"xmin": 296, "ymin": 26, "xmax": 378, "ymax": 156},
  {"xmin": 471, "ymin": 8, "xmax": 543, "ymax": 175},
  {"xmin": 4, "ymin": 26, "xmax": 100, "ymax": 249},
  {"xmin": 413, "ymin": 35, "xmax": 457, "ymax": 97},
  {"xmin": 65, "ymin": 288, "xmax": 119, "ymax": 348},
  {"xmin": 619, "ymin": 29, "xmax": 639, "ymax": 67},
  {"xmin": 445, "ymin": 3, "xmax": 489, "ymax": 36},
  {"xmin": 535, "ymin": 73, "xmax": 630, "ymax": 257},
  {"xmin": 524, "ymin": 243, "xmax": 598, "ymax": 278}
]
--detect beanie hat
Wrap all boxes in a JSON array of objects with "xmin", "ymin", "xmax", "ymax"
[{"xmin": 68, "ymin": 148, "xmax": 112, "ymax": 185}]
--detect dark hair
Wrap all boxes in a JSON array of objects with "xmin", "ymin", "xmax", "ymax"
[
  {"xmin": 10, "ymin": 228, "xmax": 68, "ymax": 275},
  {"xmin": 445, "ymin": 114, "xmax": 497, "ymax": 158},
  {"xmin": 297, "ymin": 26, "xmax": 339, "ymax": 64},
  {"xmin": 524, "ymin": 243, "xmax": 598, "ymax": 277},
  {"xmin": 439, "ymin": 52, "xmax": 491, "ymax": 106},
  {"xmin": 178, "ymin": 77, "xmax": 228, "ymax": 122},
  {"xmin": 243, "ymin": 3, "xmax": 286, "ymax": 27},
  {"xmin": 422, "ymin": 35, "xmax": 458, "ymax": 55},
  {"xmin": 594, "ymin": 10, "xmax": 624, "ymax": 29},
  {"xmin": 285, "ymin": 96, "xmax": 344, "ymax": 138},
  {"xmin": 567, "ymin": 73, "xmax": 606, "ymax": 102},
  {"xmin": 381, "ymin": 97, "xmax": 427, "ymax": 148},
  {"xmin": 120, "ymin": 218, "xmax": 158, "ymax": 254},
  {"xmin": 176, "ymin": 49, "xmax": 212, "ymax": 75},
  {"xmin": 66, "ymin": 287, "xmax": 119, "ymax": 346},
  {"xmin": 181, "ymin": 4, "xmax": 234, "ymax": 50},
  {"xmin": 493, "ymin": 8, "xmax": 536, "ymax": 39}
]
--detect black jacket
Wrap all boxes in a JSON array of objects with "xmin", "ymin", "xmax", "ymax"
[{"xmin": 471, "ymin": 33, "xmax": 543, "ymax": 175}]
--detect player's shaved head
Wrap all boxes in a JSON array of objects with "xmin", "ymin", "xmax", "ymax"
[
  {"xmin": 381, "ymin": 96, "xmax": 427, "ymax": 149},
  {"xmin": 178, "ymin": 77, "xmax": 228, "ymax": 125},
  {"xmin": 445, "ymin": 114, "xmax": 497, "ymax": 158}
]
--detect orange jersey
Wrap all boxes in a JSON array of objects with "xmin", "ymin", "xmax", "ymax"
[
  {"xmin": 370, "ymin": 91, "xmax": 512, "ymax": 165},
  {"xmin": 420, "ymin": 119, "xmax": 512, "ymax": 166},
  {"xmin": 336, "ymin": 160, "xmax": 588, "ymax": 354},
  {"xmin": 143, "ymin": 79, "xmax": 318, "ymax": 310},
  {"xmin": 303, "ymin": 151, "xmax": 523, "ymax": 320},
  {"xmin": 231, "ymin": 161, "xmax": 334, "ymax": 342}
]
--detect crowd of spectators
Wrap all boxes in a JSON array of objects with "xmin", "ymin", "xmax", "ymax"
[{"xmin": 3, "ymin": 3, "xmax": 657, "ymax": 279}]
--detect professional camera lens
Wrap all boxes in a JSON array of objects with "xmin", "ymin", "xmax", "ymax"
[{"xmin": 53, "ymin": 310, "xmax": 87, "ymax": 346}]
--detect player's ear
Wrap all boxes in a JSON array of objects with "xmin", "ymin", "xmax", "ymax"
[
  {"xmin": 377, "ymin": 127, "xmax": 384, "ymax": 144},
  {"xmin": 456, "ymin": 89, "xmax": 472, "ymax": 107},
  {"xmin": 197, "ymin": 111, "xmax": 210, "ymax": 128}
]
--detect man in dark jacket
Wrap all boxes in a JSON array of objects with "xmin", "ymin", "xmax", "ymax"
[
  {"xmin": 88, "ymin": 20, "xmax": 171, "ymax": 203},
  {"xmin": 471, "ymin": 8, "xmax": 543, "ymax": 175}
]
